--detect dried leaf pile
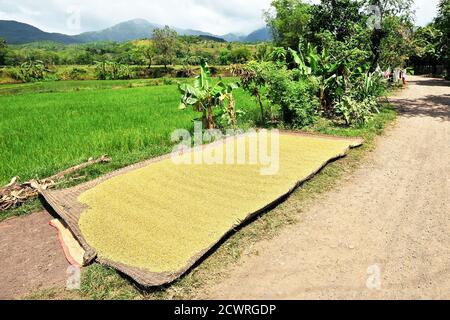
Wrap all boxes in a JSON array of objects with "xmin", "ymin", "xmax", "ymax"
[{"xmin": 0, "ymin": 155, "xmax": 111, "ymax": 212}]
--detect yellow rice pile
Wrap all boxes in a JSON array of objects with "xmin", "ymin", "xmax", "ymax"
[{"xmin": 78, "ymin": 133, "xmax": 356, "ymax": 273}]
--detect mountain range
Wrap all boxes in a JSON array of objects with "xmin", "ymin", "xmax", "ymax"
[{"xmin": 0, "ymin": 19, "xmax": 271, "ymax": 44}]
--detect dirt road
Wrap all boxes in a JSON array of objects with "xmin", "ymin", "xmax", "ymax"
[
  {"xmin": 0, "ymin": 211, "xmax": 69, "ymax": 299},
  {"xmin": 202, "ymin": 76, "xmax": 450, "ymax": 299}
]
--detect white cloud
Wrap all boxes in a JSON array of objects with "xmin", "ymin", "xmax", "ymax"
[
  {"xmin": 0, "ymin": 0, "xmax": 440, "ymax": 35},
  {"xmin": 413, "ymin": 0, "xmax": 440, "ymax": 26}
]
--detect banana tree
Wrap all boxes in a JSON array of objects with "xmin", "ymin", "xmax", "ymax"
[
  {"xmin": 289, "ymin": 44, "xmax": 342, "ymax": 111},
  {"xmin": 19, "ymin": 60, "xmax": 48, "ymax": 81},
  {"xmin": 178, "ymin": 62, "xmax": 238, "ymax": 129},
  {"xmin": 217, "ymin": 81, "xmax": 240, "ymax": 128}
]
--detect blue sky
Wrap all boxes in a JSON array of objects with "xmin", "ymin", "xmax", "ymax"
[{"xmin": 0, "ymin": 0, "xmax": 441, "ymax": 35}]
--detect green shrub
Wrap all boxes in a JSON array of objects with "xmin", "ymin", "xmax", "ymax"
[
  {"xmin": 334, "ymin": 96, "xmax": 379, "ymax": 126},
  {"xmin": 219, "ymin": 50, "xmax": 231, "ymax": 65},
  {"xmin": 96, "ymin": 61, "xmax": 135, "ymax": 80},
  {"xmin": 235, "ymin": 61, "xmax": 319, "ymax": 128},
  {"xmin": 162, "ymin": 78, "xmax": 174, "ymax": 85},
  {"xmin": 7, "ymin": 60, "xmax": 49, "ymax": 82},
  {"xmin": 261, "ymin": 63, "xmax": 319, "ymax": 128},
  {"xmin": 176, "ymin": 65, "xmax": 195, "ymax": 78},
  {"xmin": 67, "ymin": 67, "xmax": 88, "ymax": 80},
  {"xmin": 229, "ymin": 48, "xmax": 252, "ymax": 64},
  {"xmin": 282, "ymin": 79, "xmax": 320, "ymax": 127},
  {"xmin": 353, "ymin": 72, "xmax": 386, "ymax": 101}
]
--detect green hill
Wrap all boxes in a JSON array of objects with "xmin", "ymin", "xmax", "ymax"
[{"xmin": 0, "ymin": 19, "xmax": 271, "ymax": 44}]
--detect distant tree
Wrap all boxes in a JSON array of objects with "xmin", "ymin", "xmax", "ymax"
[
  {"xmin": 0, "ymin": 38, "xmax": 7, "ymax": 65},
  {"xmin": 265, "ymin": 0, "xmax": 312, "ymax": 49},
  {"xmin": 366, "ymin": 0, "xmax": 414, "ymax": 69},
  {"xmin": 196, "ymin": 51, "xmax": 215, "ymax": 64},
  {"xmin": 309, "ymin": 0, "xmax": 364, "ymax": 42},
  {"xmin": 229, "ymin": 47, "xmax": 252, "ymax": 64},
  {"xmin": 435, "ymin": 0, "xmax": 450, "ymax": 73},
  {"xmin": 152, "ymin": 26, "xmax": 178, "ymax": 69},
  {"xmin": 139, "ymin": 43, "xmax": 157, "ymax": 69},
  {"xmin": 219, "ymin": 50, "xmax": 231, "ymax": 65},
  {"xmin": 410, "ymin": 24, "xmax": 442, "ymax": 72},
  {"xmin": 75, "ymin": 51, "xmax": 93, "ymax": 65},
  {"xmin": 176, "ymin": 38, "xmax": 193, "ymax": 62},
  {"xmin": 254, "ymin": 43, "xmax": 273, "ymax": 62},
  {"xmin": 378, "ymin": 15, "xmax": 415, "ymax": 68}
]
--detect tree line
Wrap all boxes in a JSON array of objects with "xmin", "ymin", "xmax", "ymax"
[
  {"xmin": 0, "ymin": 0, "xmax": 448, "ymax": 79},
  {"xmin": 265, "ymin": 0, "xmax": 448, "ymax": 76},
  {"xmin": 0, "ymin": 28, "xmax": 255, "ymax": 67}
]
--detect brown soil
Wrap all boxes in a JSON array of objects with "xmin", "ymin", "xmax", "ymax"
[
  {"xmin": 0, "ymin": 211, "xmax": 69, "ymax": 300},
  {"xmin": 200, "ymin": 76, "xmax": 450, "ymax": 299}
]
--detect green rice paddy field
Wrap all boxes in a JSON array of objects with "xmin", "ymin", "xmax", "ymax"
[{"xmin": 0, "ymin": 79, "xmax": 258, "ymax": 185}]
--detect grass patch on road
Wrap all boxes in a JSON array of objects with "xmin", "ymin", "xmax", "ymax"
[{"xmin": 28, "ymin": 104, "xmax": 396, "ymax": 300}]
